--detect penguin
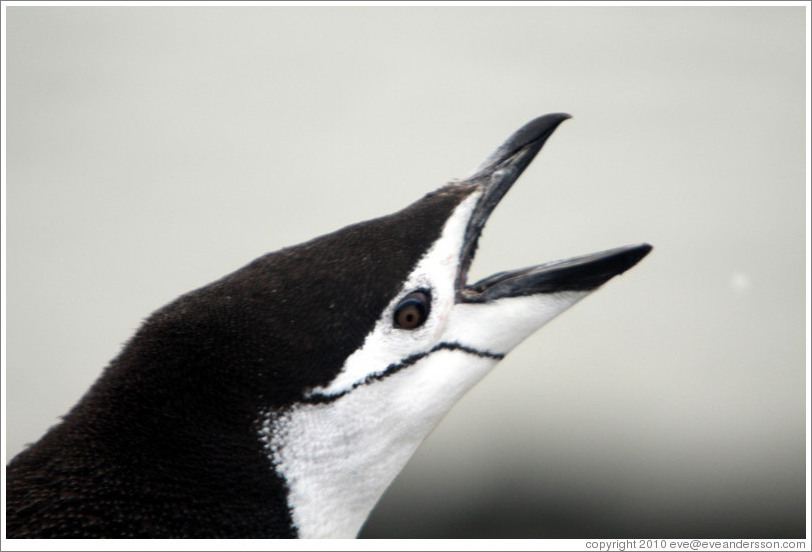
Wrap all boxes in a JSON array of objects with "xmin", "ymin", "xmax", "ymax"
[{"xmin": 5, "ymin": 113, "xmax": 652, "ymax": 539}]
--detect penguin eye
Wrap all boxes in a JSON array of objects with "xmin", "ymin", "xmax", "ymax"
[{"xmin": 393, "ymin": 291, "xmax": 431, "ymax": 330}]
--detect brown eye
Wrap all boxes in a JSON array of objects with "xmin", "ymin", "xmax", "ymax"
[{"xmin": 393, "ymin": 291, "xmax": 431, "ymax": 330}]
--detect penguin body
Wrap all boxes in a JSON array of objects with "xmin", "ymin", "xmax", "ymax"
[{"xmin": 6, "ymin": 114, "xmax": 652, "ymax": 538}]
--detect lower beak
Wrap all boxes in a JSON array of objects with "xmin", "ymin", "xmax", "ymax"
[{"xmin": 463, "ymin": 244, "xmax": 653, "ymax": 303}]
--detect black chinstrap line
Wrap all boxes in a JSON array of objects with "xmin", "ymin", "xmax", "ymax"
[{"xmin": 302, "ymin": 342, "xmax": 505, "ymax": 405}]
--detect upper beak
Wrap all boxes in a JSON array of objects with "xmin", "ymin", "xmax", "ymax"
[{"xmin": 455, "ymin": 113, "xmax": 652, "ymax": 303}]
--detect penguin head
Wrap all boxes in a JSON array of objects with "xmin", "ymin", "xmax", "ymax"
[
  {"xmin": 296, "ymin": 114, "xmax": 651, "ymax": 410},
  {"xmin": 88, "ymin": 113, "xmax": 650, "ymax": 538},
  {"xmin": 239, "ymin": 114, "xmax": 648, "ymax": 537}
]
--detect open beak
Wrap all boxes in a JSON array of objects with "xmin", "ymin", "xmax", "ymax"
[{"xmin": 456, "ymin": 113, "xmax": 652, "ymax": 303}]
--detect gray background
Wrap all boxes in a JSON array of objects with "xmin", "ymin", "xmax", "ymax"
[{"xmin": 4, "ymin": 6, "xmax": 807, "ymax": 538}]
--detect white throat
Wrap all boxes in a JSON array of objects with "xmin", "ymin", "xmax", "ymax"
[{"xmin": 257, "ymin": 349, "xmax": 501, "ymax": 539}]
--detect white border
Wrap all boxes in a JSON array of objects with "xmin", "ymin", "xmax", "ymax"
[
  {"xmin": 1, "ymin": 1, "xmax": 809, "ymax": 549},
  {"xmin": 804, "ymin": 0, "xmax": 811, "ymax": 543},
  {"xmin": 0, "ymin": 0, "xmax": 810, "ymax": 7}
]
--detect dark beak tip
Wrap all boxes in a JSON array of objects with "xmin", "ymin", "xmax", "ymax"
[
  {"xmin": 631, "ymin": 242, "xmax": 654, "ymax": 265},
  {"xmin": 606, "ymin": 243, "xmax": 654, "ymax": 277},
  {"xmin": 507, "ymin": 112, "xmax": 573, "ymax": 152},
  {"xmin": 466, "ymin": 112, "xmax": 573, "ymax": 180}
]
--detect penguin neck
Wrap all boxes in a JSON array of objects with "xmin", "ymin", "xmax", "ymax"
[
  {"xmin": 259, "ymin": 350, "xmax": 500, "ymax": 538},
  {"xmin": 259, "ymin": 388, "xmax": 421, "ymax": 538}
]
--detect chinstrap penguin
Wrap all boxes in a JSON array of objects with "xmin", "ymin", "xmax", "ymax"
[{"xmin": 5, "ymin": 113, "xmax": 652, "ymax": 538}]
